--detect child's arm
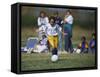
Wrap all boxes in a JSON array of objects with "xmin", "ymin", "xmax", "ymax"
[{"xmin": 36, "ymin": 29, "xmax": 39, "ymax": 33}]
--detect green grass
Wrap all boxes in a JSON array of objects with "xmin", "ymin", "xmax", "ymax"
[
  {"xmin": 21, "ymin": 25, "xmax": 95, "ymax": 71},
  {"xmin": 21, "ymin": 52, "xmax": 95, "ymax": 71}
]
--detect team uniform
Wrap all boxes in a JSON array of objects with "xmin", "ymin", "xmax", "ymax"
[
  {"xmin": 79, "ymin": 41, "xmax": 88, "ymax": 53},
  {"xmin": 46, "ymin": 23, "xmax": 62, "ymax": 55},
  {"xmin": 89, "ymin": 38, "xmax": 95, "ymax": 53}
]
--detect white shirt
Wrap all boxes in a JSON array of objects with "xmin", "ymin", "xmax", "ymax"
[
  {"xmin": 64, "ymin": 15, "xmax": 73, "ymax": 24},
  {"xmin": 39, "ymin": 25, "xmax": 47, "ymax": 34},
  {"xmin": 38, "ymin": 17, "xmax": 49, "ymax": 26},
  {"xmin": 46, "ymin": 23, "xmax": 62, "ymax": 36}
]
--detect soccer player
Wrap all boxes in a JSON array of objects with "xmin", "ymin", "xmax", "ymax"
[
  {"xmin": 46, "ymin": 17, "xmax": 62, "ymax": 55},
  {"xmin": 89, "ymin": 32, "xmax": 96, "ymax": 54},
  {"xmin": 63, "ymin": 10, "xmax": 74, "ymax": 53},
  {"xmin": 78, "ymin": 36, "xmax": 88, "ymax": 53}
]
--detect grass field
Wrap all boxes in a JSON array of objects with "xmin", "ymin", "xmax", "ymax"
[
  {"xmin": 21, "ymin": 52, "xmax": 95, "ymax": 71},
  {"xmin": 21, "ymin": 26, "xmax": 95, "ymax": 71}
]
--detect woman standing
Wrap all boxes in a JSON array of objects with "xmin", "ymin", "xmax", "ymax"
[
  {"xmin": 37, "ymin": 11, "xmax": 49, "ymax": 39},
  {"xmin": 63, "ymin": 10, "xmax": 74, "ymax": 53}
]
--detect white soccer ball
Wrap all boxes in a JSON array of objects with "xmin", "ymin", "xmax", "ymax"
[
  {"xmin": 76, "ymin": 49, "xmax": 81, "ymax": 54},
  {"xmin": 51, "ymin": 55, "xmax": 58, "ymax": 62}
]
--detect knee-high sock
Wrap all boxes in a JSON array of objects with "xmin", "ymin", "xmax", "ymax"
[{"xmin": 52, "ymin": 48, "xmax": 58, "ymax": 55}]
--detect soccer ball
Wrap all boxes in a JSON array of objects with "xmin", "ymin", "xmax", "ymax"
[
  {"xmin": 76, "ymin": 49, "xmax": 81, "ymax": 54},
  {"xmin": 51, "ymin": 55, "xmax": 58, "ymax": 62}
]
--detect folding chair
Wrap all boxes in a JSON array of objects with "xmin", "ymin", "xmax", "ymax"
[{"xmin": 26, "ymin": 37, "xmax": 38, "ymax": 53}]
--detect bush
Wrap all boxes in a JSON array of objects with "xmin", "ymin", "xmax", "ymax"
[{"xmin": 22, "ymin": 15, "xmax": 37, "ymax": 27}]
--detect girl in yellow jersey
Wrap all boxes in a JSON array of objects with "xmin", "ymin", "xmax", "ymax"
[{"xmin": 45, "ymin": 17, "xmax": 62, "ymax": 55}]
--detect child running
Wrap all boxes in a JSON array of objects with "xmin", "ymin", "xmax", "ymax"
[{"xmin": 46, "ymin": 17, "xmax": 62, "ymax": 56}]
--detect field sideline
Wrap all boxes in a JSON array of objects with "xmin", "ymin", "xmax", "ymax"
[{"xmin": 21, "ymin": 52, "xmax": 95, "ymax": 71}]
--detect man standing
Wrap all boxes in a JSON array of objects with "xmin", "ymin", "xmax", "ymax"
[
  {"xmin": 63, "ymin": 10, "xmax": 74, "ymax": 53},
  {"xmin": 54, "ymin": 12, "xmax": 63, "ymax": 51}
]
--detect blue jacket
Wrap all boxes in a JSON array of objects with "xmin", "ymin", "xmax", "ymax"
[
  {"xmin": 89, "ymin": 39, "xmax": 95, "ymax": 48},
  {"xmin": 55, "ymin": 16, "xmax": 62, "ymax": 26}
]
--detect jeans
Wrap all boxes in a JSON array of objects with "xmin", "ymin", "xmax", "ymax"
[
  {"xmin": 89, "ymin": 47, "xmax": 95, "ymax": 54},
  {"xmin": 64, "ymin": 35, "xmax": 73, "ymax": 53},
  {"xmin": 58, "ymin": 31, "xmax": 62, "ymax": 50},
  {"xmin": 80, "ymin": 48, "xmax": 88, "ymax": 53},
  {"xmin": 64, "ymin": 23, "xmax": 73, "ymax": 52}
]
